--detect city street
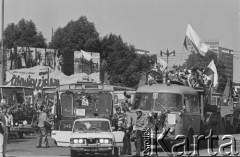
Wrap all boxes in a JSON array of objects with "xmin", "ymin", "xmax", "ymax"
[{"xmin": 5, "ymin": 134, "xmax": 240, "ymax": 157}]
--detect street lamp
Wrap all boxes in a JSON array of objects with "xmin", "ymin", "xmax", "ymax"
[{"xmin": 160, "ymin": 49, "xmax": 175, "ymax": 64}]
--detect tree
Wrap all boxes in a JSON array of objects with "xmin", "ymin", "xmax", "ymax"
[
  {"xmin": 182, "ymin": 51, "xmax": 227, "ymax": 92},
  {"xmin": 49, "ymin": 16, "xmax": 100, "ymax": 52},
  {"xmin": 100, "ymin": 33, "xmax": 156, "ymax": 87},
  {"xmin": 4, "ymin": 19, "xmax": 47, "ymax": 48}
]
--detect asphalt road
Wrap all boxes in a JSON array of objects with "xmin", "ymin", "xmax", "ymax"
[{"xmin": 5, "ymin": 134, "xmax": 240, "ymax": 157}]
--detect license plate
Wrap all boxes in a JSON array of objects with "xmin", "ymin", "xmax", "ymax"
[{"xmin": 84, "ymin": 148, "xmax": 98, "ymax": 151}]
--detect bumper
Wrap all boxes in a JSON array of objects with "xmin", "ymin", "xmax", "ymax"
[{"xmin": 70, "ymin": 145, "xmax": 114, "ymax": 154}]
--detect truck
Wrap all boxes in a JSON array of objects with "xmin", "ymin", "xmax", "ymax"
[{"xmin": 0, "ymin": 86, "xmax": 35, "ymax": 138}]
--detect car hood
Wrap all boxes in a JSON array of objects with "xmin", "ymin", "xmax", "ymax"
[{"xmin": 71, "ymin": 132, "xmax": 114, "ymax": 139}]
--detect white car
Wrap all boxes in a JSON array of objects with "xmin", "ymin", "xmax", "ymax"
[{"xmin": 69, "ymin": 118, "xmax": 123, "ymax": 157}]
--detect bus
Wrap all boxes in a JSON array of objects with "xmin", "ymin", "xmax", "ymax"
[
  {"xmin": 0, "ymin": 86, "xmax": 35, "ymax": 138},
  {"xmin": 131, "ymin": 81, "xmax": 201, "ymax": 148},
  {"xmin": 51, "ymin": 82, "xmax": 114, "ymax": 146}
]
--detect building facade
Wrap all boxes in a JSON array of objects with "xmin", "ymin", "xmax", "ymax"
[
  {"xmin": 218, "ymin": 47, "xmax": 233, "ymax": 81},
  {"xmin": 205, "ymin": 41, "xmax": 233, "ymax": 81}
]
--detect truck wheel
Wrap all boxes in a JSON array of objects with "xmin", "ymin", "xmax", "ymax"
[{"xmin": 70, "ymin": 150, "xmax": 77, "ymax": 157}]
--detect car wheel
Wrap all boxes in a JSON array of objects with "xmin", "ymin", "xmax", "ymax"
[{"xmin": 70, "ymin": 150, "xmax": 78, "ymax": 157}]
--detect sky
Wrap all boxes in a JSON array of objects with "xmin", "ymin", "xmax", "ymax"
[{"xmin": 2, "ymin": 0, "xmax": 240, "ymax": 81}]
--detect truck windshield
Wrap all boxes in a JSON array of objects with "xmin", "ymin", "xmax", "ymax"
[
  {"xmin": 73, "ymin": 120, "xmax": 111, "ymax": 132},
  {"xmin": 134, "ymin": 93, "xmax": 182, "ymax": 112}
]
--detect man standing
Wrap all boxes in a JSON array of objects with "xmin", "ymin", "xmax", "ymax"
[
  {"xmin": 0, "ymin": 105, "xmax": 7, "ymax": 157},
  {"xmin": 121, "ymin": 104, "xmax": 133, "ymax": 155},
  {"xmin": 36, "ymin": 105, "xmax": 49, "ymax": 148},
  {"xmin": 133, "ymin": 109, "xmax": 148, "ymax": 157},
  {"xmin": 112, "ymin": 107, "xmax": 124, "ymax": 131}
]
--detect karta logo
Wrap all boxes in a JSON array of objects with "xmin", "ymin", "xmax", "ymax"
[{"xmin": 142, "ymin": 128, "xmax": 239, "ymax": 156}]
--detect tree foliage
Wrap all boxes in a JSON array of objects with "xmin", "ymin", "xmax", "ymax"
[
  {"xmin": 182, "ymin": 51, "xmax": 227, "ymax": 92},
  {"xmin": 4, "ymin": 19, "xmax": 47, "ymax": 48},
  {"xmin": 49, "ymin": 16, "xmax": 100, "ymax": 52},
  {"xmin": 100, "ymin": 33, "xmax": 156, "ymax": 88}
]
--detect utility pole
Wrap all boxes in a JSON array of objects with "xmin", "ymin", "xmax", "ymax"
[
  {"xmin": 160, "ymin": 49, "xmax": 175, "ymax": 64},
  {"xmin": 0, "ymin": 0, "xmax": 4, "ymax": 85}
]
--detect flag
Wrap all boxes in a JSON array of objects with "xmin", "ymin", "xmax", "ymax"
[
  {"xmin": 157, "ymin": 58, "xmax": 168, "ymax": 71},
  {"xmin": 222, "ymin": 80, "xmax": 231, "ymax": 100},
  {"xmin": 184, "ymin": 24, "xmax": 209, "ymax": 56},
  {"xmin": 203, "ymin": 60, "xmax": 218, "ymax": 88},
  {"xmin": 81, "ymin": 50, "xmax": 92, "ymax": 61}
]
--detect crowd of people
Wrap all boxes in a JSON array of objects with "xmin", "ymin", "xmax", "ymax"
[{"xmin": 151, "ymin": 66, "xmax": 212, "ymax": 88}]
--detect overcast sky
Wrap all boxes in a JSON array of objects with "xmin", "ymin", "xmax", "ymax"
[{"xmin": 3, "ymin": 0, "xmax": 240, "ymax": 81}]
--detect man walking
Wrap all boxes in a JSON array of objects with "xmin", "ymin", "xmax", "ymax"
[{"xmin": 36, "ymin": 105, "xmax": 49, "ymax": 148}]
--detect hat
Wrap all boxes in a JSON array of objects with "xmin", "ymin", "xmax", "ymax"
[{"xmin": 136, "ymin": 109, "xmax": 142, "ymax": 113}]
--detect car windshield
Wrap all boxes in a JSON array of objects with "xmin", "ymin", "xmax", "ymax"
[
  {"xmin": 73, "ymin": 120, "xmax": 111, "ymax": 132},
  {"xmin": 133, "ymin": 93, "xmax": 183, "ymax": 112}
]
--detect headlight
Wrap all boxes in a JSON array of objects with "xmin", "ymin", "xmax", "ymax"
[
  {"xmin": 73, "ymin": 139, "xmax": 79, "ymax": 144},
  {"xmin": 15, "ymin": 122, "xmax": 18, "ymax": 126},
  {"xmin": 78, "ymin": 139, "xmax": 84, "ymax": 144},
  {"xmin": 23, "ymin": 120, "xmax": 27, "ymax": 125},
  {"xmin": 99, "ymin": 138, "xmax": 112, "ymax": 144},
  {"xmin": 70, "ymin": 138, "xmax": 85, "ymax": 144}
]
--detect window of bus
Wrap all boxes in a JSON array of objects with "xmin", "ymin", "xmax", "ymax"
[
  {"xmin": 61, "ymin": 93, "xmax": 73, "ymax": 116},
  {"xmin": 133, "ymin": 93, "xmax": 153, "ymax": 111},
  {"xmin": 133, "ymin": 93, "xmax": 182, "ymax": 112},
  {"xmin": 184, "ymin": 95, "xmax": 199, "ymax": 113},
  {"xmin": 154, "ymin": 93, "xmax": 182, "ymax": 112}
]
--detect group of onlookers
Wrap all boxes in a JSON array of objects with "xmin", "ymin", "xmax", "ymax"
[{"xmin": 112, "ymin": 101, "xmax": 148, "ymax": 157}]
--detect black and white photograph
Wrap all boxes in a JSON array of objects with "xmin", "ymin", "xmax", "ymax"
[{"xmin": 0, "ymin": 0, "xmax": 239, "ymax": 157}]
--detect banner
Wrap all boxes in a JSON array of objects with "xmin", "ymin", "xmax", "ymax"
[{"xmin": 6, "ymin": 66, "xmax": 100, "ymax": 91}]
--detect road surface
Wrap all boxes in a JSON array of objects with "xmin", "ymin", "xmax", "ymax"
[{"xmin": 5, "ymin": 134, "xmax": 240, "ymax": 156}]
